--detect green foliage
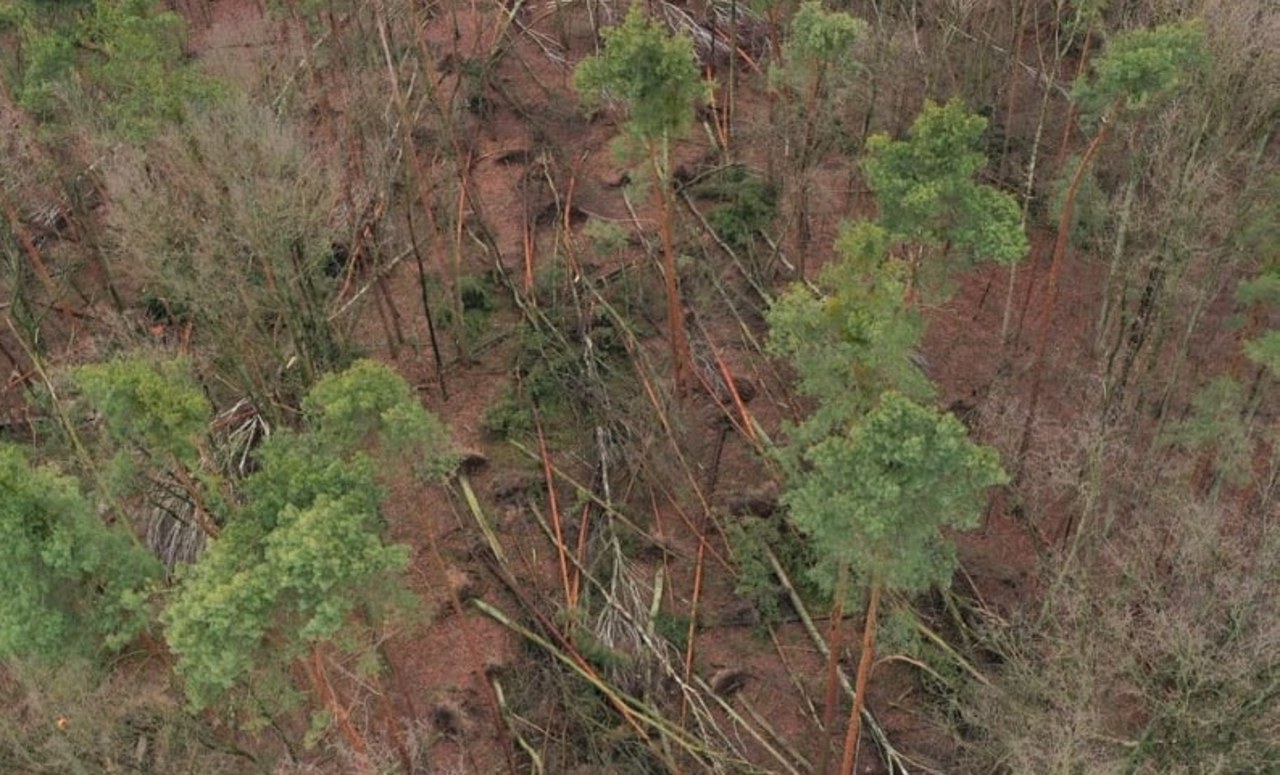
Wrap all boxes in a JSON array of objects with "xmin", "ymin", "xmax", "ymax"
[
  {"xmin": 699, "ymin": 166, "xmax": 777, "ymax": 253},
  {"xmin": 768, "ymin": 1, "xmax": 865, "ymax": 167},
  {"xmin": 1238, "ymin": 270, "xmax": 1280, "ymax": 378},
  {"xmin": 483, "ymin": 390, "xmax": 535, "ymax": 440},
  {"xmin": 1160, "ymin": 377, "xmax": 1253, "ymax": 485},
  {"xmin": 726, "ymin": 516, "xmax": 819, "ymax": 630},
  {"xmin": 266, "ymin": 493, "xmax": 410, "ymax": 641},
  {"xmin": 1237, "ymin": 271, "xmax": 1280, "ymax": 308},
  {"xmin": 652, "ymin": 610, "xmax": 691, "ymax": 653},
  {"xmin": 163, "ymin": 361, "xmax": 448, "ymax": 711},
  {"xmin": 458, "ymin": 273, "xmax": 495, "ymax": 313},
  {"xmin": 444, "ymin": 273, "xmax": 499, "ymax": 349},
  {"xmin": 1061, "ymin": 0, "xmax": 1106, "ymax": 39},
  {"xmin": 163, "ymin": 458, "xmax": 404, "ymax": 710},
  {"xmin": 71, "ymin": 354, "xmax": 229, "ymax": 531},
  {"xmin": 239, "ymin": 434, "xmax": 377, "ymax": 533},
  {"xmin": 1244, "ymin": 331, "xmax": 1280, "ymax": 378},
  {"xmin": 775, "ymin": 2, "xmax": 865, "ymax": 96},
  {"xmin": 14, "ymin": 0, "xmax": 217, "ymax": 140},
  {"xmin": 160, "ymin": 520, "xmax": 277, "ymax": 708},
  {"xmin": 0, "ymin": 444, "xmax": 159, "ymax": 661},
  {"xmin": 1072, "ymin": 21, "xmax": 1209, "ymax": 118},
  {"xmin": 783, "ymin": 392, "xmax": 1007, "ymax": 595},
  {"xmin": 574, "ymin": 6, "xmax": 703, "ymax": 144},
  {"xmin": 875, "ymin": 604, "xmax": 925, "ymax": 660},
  {"xmin": 74, "ymin": 355, "xmax": 211, "ymax": 467},
  {"xmin": 483, "ymin": 262, "xmax": 639, "ymax": 444},
  {"xmin": 1046, "ymin": 153, "xmax": 1109, "ymax": 248},
  {"xmin": 952, "ymin": 184, "xmax": 1028, "ymax": 265},
  {"xmin": 584, "ymin": 219, "xmax": 632, "ymax": 255},
  {"xmin": 767, "ymin": 221, "xmax": 931, "ymax": 450},
  {"xmin": 302, "ymin": 359, "xmax": 456, "ymax": 480},
  {"xmin": 862, "ymin": 99, "xmax": 1028, "ymax": 270},
  {"xmin": 573, "ymin": 628, "xmax": 634, "ymax": 672}
]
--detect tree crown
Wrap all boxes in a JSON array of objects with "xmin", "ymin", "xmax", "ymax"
[
  {"xmin": 1072, "ymin": 21, "xmax": 1208, "ymax": 118},
  {"xmin": 863, "ymin": 99, "xmax": 1027, "ymax": 267},
  {"xmin": 0, "ymin": 444, "xmax": 159, "ymax": 661},
  {"xmin": 573, "ymin": 6, "xmax": 703, "ymax": 143},
  {"xmin": 783, "ymin": 392, "xmax": 1007, "ymax": 595}
]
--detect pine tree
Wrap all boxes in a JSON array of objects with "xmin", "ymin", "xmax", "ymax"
[
  {"xmin": 767, "ymin": 220, "xmax": 931, "ymax": 452},
  {"xmin": 0, "ymin": 443, "xmax": 159, "ymax": 662},
  {"xmin": 861, "ymin": 99, "xmax": 1028, "ymax": 303},
  {"xmin": 575, "ymin": 7, "xmax": 703, "ymax": 393},
  {"xmin": 11, "ymin": 0, "xmax": 215, "ymax": 140},
  {"xmin": 162, "ymin": 360, "xmax": 453, "ymax": 755},
  {"xmin": 772, "ymin": 1, "xmax": 866, "ymax": 277},
  {"xmin": 784, "ymin": 392, "xmax": 1007, "ymax": 774},
  {"xmin": 1019, "ymin": 21, "xmax": 1209, "ymax": 469},
  {"xmin": 769, "ymin": 215, "xmax": 1006, "ymax": 772},
  {"xmin": 73, "ymin": 355, "xmax": 225, "ymax": 538}
]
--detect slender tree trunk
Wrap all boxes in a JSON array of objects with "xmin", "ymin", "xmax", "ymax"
[
  {"xmin": 1011, "ymin": 1, "xmax": 1078, "ymax": 346},
  {"xmin": 302, "ymin": 648, "xmax": 371, "ymax": 773},
  {"xmin": 375, "ymin": 2, "xmax": 457, "ymax": 336},
  {"xmin": 1000, "ymin": 0, "xmax": 1031, "ymax": 175},
  {"xmin": 727, "ymin": 0, "xmax": 738, "ymax": 152},
  {"xmin": 407, "ymin": 206, "xmax": 449, "ymax": 400},
  {"xmin": 651, "ymin": 138, "xmax": 692, "ymax": 395},
  {"xmin": 999, "ymin": 0, "xmax": 1044, "ymax": 346},
  {"xmin": 1052, "ymin": 25, "xmax": 1095, "ymax": 173},
  {"xmin": 0, "ymin": 186, "xmax": 60, "ymax": 301},
  {"xmin": 817, "ymin": 564, "xmax": 849, "ymax": 775},
  {"xmin": 839, "ymin": 579, "xmax": 881, "ymax": 775},
  {"xmin": 170, "ymin": 463, "xmax": 220, "ymax": 539},
  {"xmin": 1016, "ymin": 119, "xmax": 1112, "ymax": 479},
  {"xmin": 1095, "ymin": 178, "xmax": 1135, "ymax": 356}
]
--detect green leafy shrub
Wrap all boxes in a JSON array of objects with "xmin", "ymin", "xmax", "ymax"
[{"xmin": 700, "ymin": 166, "xmax": 778, "ymax": 253}]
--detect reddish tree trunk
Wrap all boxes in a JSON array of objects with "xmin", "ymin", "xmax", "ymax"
[
  {"xmin": 839, "ymin": 579, "xmax": 881, "ymax": 775},
  {"xmin": 1016, "ymin": 120, "xmax": 1113, "ymax": 478}
]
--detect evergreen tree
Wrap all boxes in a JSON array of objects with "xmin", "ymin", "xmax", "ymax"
[
  {"xmin": 767, "ymin": 220, "xmax": 931, "ymax": 452},
  {"xmin": 861, "ymin": 99, "xmax": 1027, "ymax": 302},
  {"xmin": 9, "ymin": 0, "xmax": 215, "ymax": 140},
  {"xmin": 1239, "ymin": 268, "xmax": 1280, "ymax": 379},
  {"xmin": 771, "ymin": 1, "xmax": 866, "ymax": 276},
  {"xmin": 785, "ymin": 392, "xmax": 1008, "ymax": 598},
  {"xmin": 574, "ymin": 7, "xmax": 703, "ymax": 146},
  {"xmin": 575, "ymin": 7, "xmax": 703, "ymax": 393},
  {"xmin": 784, "ymin": 392, "xmax": 1007, "ymax": 774},
  {"xmin": 162, "ymin": 360, "xmax": 453, "ymax": 723},
  {"xmin": 1020, "ymin": 21, "xmax": 1209, "ymax": 465},
  {"xmin": 770, "ymin": 215, "xmax": 1006, "ymax": 772},
  {"xmin": 0, "ymin": 444, "xmax": 159, "ymax": 661}
]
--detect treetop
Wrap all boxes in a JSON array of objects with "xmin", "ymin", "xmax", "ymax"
[
  {"xmin": 1072, "ymin": 20, "xmax": 1208, "ymax": 118},
  {"xmin": 573, "ymin": 6, "xmax": 704, "ymax": 143}
]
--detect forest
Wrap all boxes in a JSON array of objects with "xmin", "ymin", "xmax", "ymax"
[{"xmin": 0, "ymin": 0, "xmax": 1276, "ymax": 771}]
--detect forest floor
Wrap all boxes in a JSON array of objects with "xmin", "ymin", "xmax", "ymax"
[{"xmin": 183, "ymin": 1, "xmax": 1127, "ymax": 771}]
